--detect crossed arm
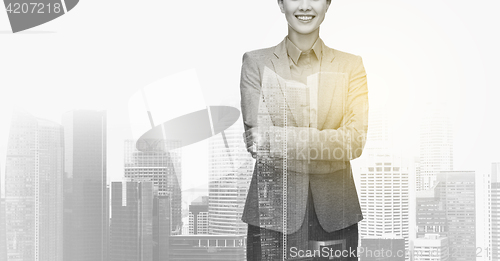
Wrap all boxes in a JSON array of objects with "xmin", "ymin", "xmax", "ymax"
[{"xmin": 240, "ymin": 52, "xmax": 368, "ymax": 162}]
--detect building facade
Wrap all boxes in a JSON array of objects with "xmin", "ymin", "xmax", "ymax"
[
  {"xmin": 417, "ymin": 104, "xmax": 453, "ymax": 191},
  {"xmin": 485, "ymin": 163, "xmax": 500, "ymax": 261},
  {"xmin": 0, "ymin": 197, "xmax": 6, "ymax": 261},
  {"xmin": 0, "ymin": 163, "xmax": 6, "ymax": 261},
  {"xmin": 416, "ymin": 171, "xmax": 475, "ymax": 261},
  {"xmin": 62, "ymin": 110, "xmax": 108, "ymax": 261},
  {"xmin": 357, "ymin": 107, "xmax": 410, "ymax": 255},
  {"xmin": 153, "ymin": 191, "xmax": 171, "ymax": 261},
  {"xmin": 412, "ymin": 234, "xmax": 449, "ymax": 261},
  {"xmin": 110, "ymin": 181, "xmax": 171, "ymax": 261},
  {"xmin": 208, "ymin": 122, "xmax": 253, "ymax": 235},
  {"xmin": 189, "ymin": 196, "xmax": 209, "ymax": 235},
  {"xmin": 109, "ymin": 181, "xmax": 154, "ymax": 261},
  {"xmin": 358, "ymin": 154, "xmax": 410, "ymax": 252},
  {"xmin": 415, "ymin": 188, "xmax": 447, "ymax": 237},
  {"xmin": 124, "ymin": 139, "xmax": 182, "ymax": 234},
  {"xmin": 5, "ymin": 111, "xmax": 63, "ymax": 261}
]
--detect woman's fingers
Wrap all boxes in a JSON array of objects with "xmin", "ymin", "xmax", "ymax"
[{"xmin": 243, "ymin": 128, "xmax": 261, "ymax": 158}]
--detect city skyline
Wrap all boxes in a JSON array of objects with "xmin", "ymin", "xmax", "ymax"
[
  {"xmin": 0, "ymin": 104, "xmax": 496, "ymax": 261},
  {"xmin": 0, "ymin": 1, "xmax": 498, "ymax": 260},
  {"xmin": 2, "ymin": 0, "xmax": 500, "ymax": 194}
]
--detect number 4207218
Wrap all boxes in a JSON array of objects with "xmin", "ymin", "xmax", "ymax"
[{"xmin": 5, "ymin": 3, "xmax": 62, "ymax": 14}]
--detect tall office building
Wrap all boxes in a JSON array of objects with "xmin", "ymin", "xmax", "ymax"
[
  {"xmin": 208, "ymin": 121, "xmax": 253, "ymax": 235},
  {"xmin": 417, "ymin": 103, "xmax": 453, "ymax": 191},
  {"xmin": 4, "ymin": 111, "xmax": 63, "ymax": 261},
  {"xmin": 105, "ymin": 184, "xmax": 110, "ymax": 261},
  {"xmin": 124, "ymin": 139, "xmax": 182, "ymax": 234},
  {"xmin": 153, "ymin": 191, "xmax": 171, "ymax": 261},
  {"xmin": 415, "ymin": 188, "xmax": 447, "ymax": 237},
  {"xmin": 109, "ymin": 181, "xmax": 154, "ymax": 261},
  {"xmin": 62, "ymin": 110, "xmax": 108, "ymax": 261},
  {"xmin": 189, "ymin": 196, "xmax": 209, "ymax": 235},
  {"xmin": 0, "ymin": 163, "xmax": 5, "ymax": 261},
  {"xmin": 416, "ymin": 171, "xmax": 475, "ymax": 261},
  {"xmin": 358, "ymin": 154, "xmax": 410, "ymax": 248},
  {"xmin": 0, "ymin": 197, "xmax": 5, "ymax": 261},
  {"xmin": 109, "ymin": 181, "xmax": 170, "ymax": 261},
  {"xmin": 485, "ymin": 163, "xmax": 500, "ymax": 261},
  {"xmin": 357, "ymin": 107, "xmax": 410, "ymax": 254}
]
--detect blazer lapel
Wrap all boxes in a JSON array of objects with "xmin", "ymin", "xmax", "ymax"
[
  {"xmin": 270, "ymin": 38, "xmax": 298, "ymax": 127},
  {"xmin": 317, "ymin": 46, "xmax": 336, "ymax": 130}
]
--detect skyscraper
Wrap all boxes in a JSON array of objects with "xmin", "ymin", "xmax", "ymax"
[
  {"xmin": 62, "ymin": 110, "xmax": 108, "ymax": 261},
  {"xmin": 357, "ymin": 107, "xmax": 410, "ymax": 254},
  {"xmin": 417, "ymin": 103, "xmax": 453, "ymax": 191},
  {"xmin": 415, "ymin": 188, "xmax": 447, "ymax": 237},
  {"xmin": 437, "ymin": 171, "xmax": 475, "ymax": 261},
  {"xmin": 109, "ymin": 181, "xmax": 171, "ymax": 261},
  {"xmin": 358, "ymin": 154, "xmax": 410, "ymax": 249},
  {"xmin": 0, "ymin": 162, "xmax": 6, "ymax": 261},
  {"xmin": 109, "ymin": 181, "xmax": 154, "ymax": 261},
  {"xmin": 153, "ymin": 191, "xmax": 171, "ymax": 261},
  {"xmin": 208, "ymin": 121, "xmax": 253, "ymax": 235},
  {"xmin": 5, "ymin": 110, "xmax": 63, "ymax": 261},
  {"xmin": 189, "ymin": 196, "xmax": 209, "ymax": 235},
  {"xmin": 124, "ymin": 139, "xmax": 182, "ymax": 234},
  {"xmin": 0, "ymin": 197, "xmax": 5, "ymax": 261},
  {"xmin": 485, "ymin": 163, "xmax": 500, "ymax": 261},
  {"xmin": 416, "ymin": 171, "xmax": 476, "ymax": 261}
]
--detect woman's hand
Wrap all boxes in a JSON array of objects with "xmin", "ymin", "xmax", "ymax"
[{"xmin": 243, "ymin": 127, "xmax": 262, "ymax": 159}]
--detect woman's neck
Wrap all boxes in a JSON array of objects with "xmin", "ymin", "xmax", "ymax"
[{"xmin": 287, "ymin": 27, "xmax": 320, "ymax": 51}]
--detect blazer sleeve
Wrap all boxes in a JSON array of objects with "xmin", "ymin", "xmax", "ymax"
[
  {"xmin": 240, "ymin": 52, "xmax": 262, "ymax": 133},
  {"xmin": 268, "ymin": 56, "xmax": 369, "ymax": 161}
]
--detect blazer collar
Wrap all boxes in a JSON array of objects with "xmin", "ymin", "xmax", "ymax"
[
  {"xmin": 271, "ymin": 37, "xmax": 292, "ymax": 80},
  {"xmin": 273, "ymin": 37, "xmax": 336, "ymax": 65}
]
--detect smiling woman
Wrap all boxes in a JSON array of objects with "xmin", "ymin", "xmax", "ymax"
[
  {"xmin": 278, "ymin": 0, "xmax": 330, "ymax": 39},
  {"xmin": 240, "ymin": 0, "xmax": 368, "ymax": 260}
]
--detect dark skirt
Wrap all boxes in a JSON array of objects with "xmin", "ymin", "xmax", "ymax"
[{"xmin": 247, "ymin": 187, "xmax": 359, "ymax": 261}]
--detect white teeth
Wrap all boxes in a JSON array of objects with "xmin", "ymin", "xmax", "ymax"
[{"xmin": 297, "ymin": 16, "xmax": 313, "ymax": 21}]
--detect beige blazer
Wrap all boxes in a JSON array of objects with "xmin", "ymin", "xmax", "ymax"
[{"xmin": 240, "ymin": 37, "xmax": 368, "ymax": 234}]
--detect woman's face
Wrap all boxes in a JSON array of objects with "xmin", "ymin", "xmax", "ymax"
[{"xmin": 279, "ymin": 0, "xmax": 330, "ymax": 36}]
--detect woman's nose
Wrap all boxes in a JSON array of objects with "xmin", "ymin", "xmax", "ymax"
[{"xmin": 298, "ymin": 0, "xmax": 312, "ymax": 11}]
